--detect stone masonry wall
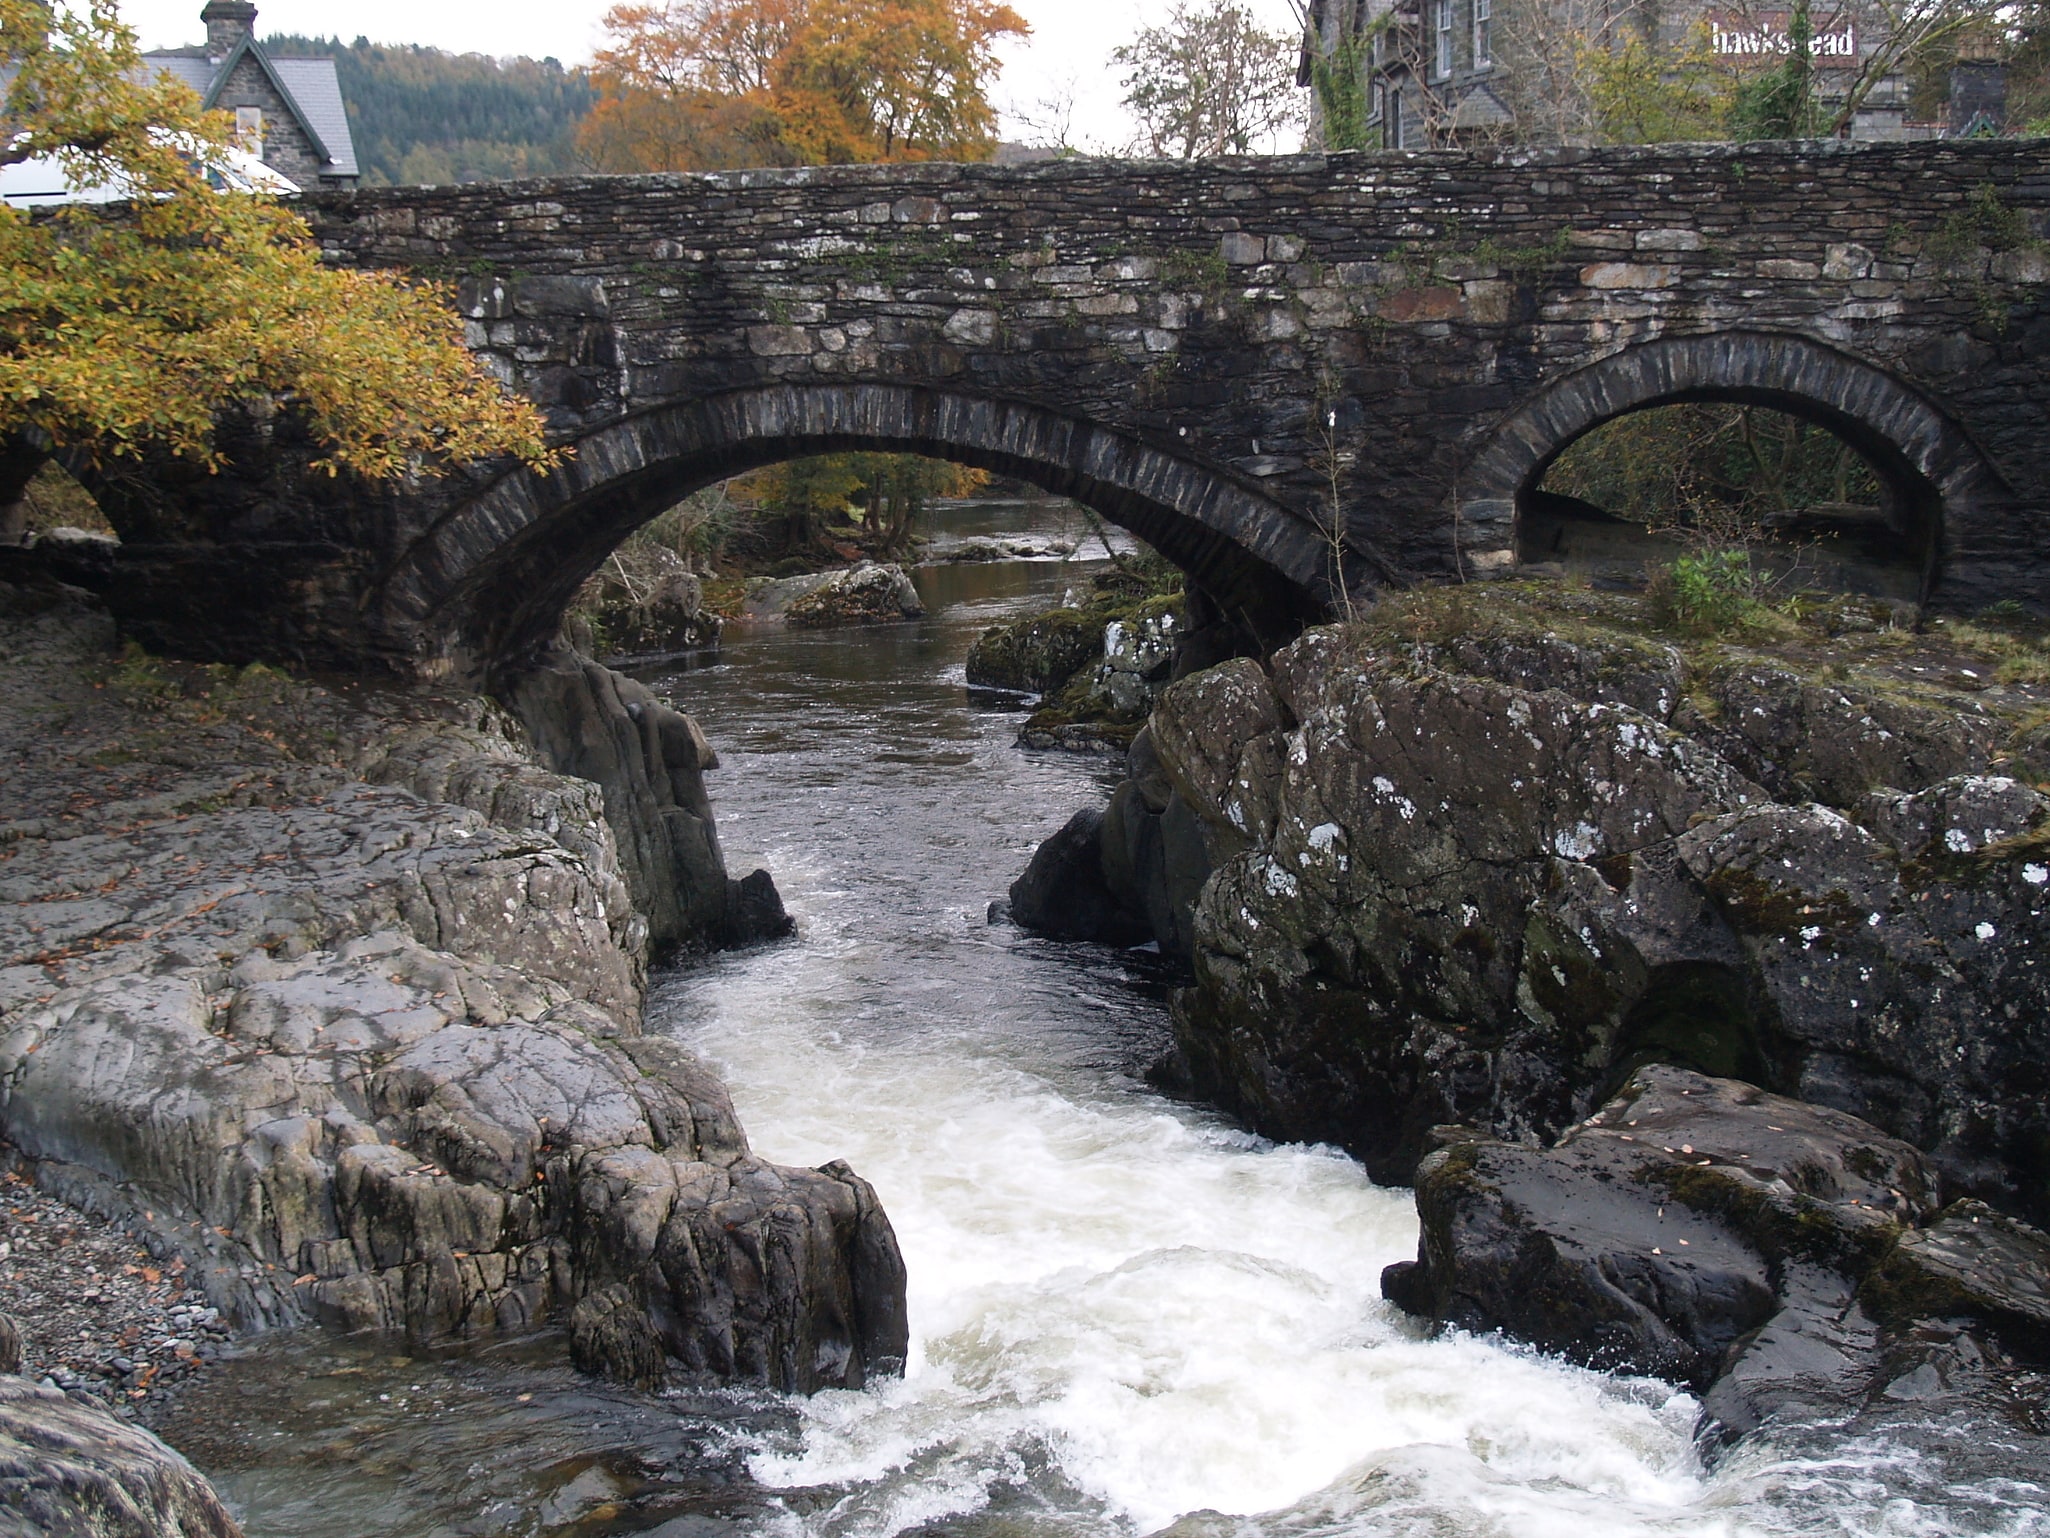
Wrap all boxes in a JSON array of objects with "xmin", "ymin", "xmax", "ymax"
[{"xmin": 79, "ymin": 141, "xmax": 2050, "ymax": 677}]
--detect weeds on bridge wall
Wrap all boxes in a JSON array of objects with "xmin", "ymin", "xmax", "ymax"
[{"xmin": 1923, "ymin": 183, "xmax": 2049, "ymax": 335}]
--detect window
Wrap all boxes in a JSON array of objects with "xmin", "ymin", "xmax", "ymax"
[
  {"xmin": 1474, "ymin": 0, "xmax": 1493, "ymax": 65},
  {"xmin": 1388, "ymin": 88, "xmax": 1404, "ymax": 147},
  {"xmin": 234, "ymin": 105, "xmax": 264, "ymax": 153},
  {"xmin": 1369, "ymin": 78, "xmax": 1387, "ymax": 124},
  {"xmin": 1434, "ymin": 0, "xmax": 1454, "ymax": 76}
]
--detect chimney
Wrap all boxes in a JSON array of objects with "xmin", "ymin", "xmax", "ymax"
[{"xmin": 202, "ymin": 1, "xmax": 257, "ymax": 57}]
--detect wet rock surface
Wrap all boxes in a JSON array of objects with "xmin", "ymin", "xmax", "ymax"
[
  {"xmin": 0, "ymin": 1373, "xmax": 244, "ymax": 1538},
  {"xmin": 0, "ymin": 578, "xmax": 905, "ymax": 1399},
  {"xmin": 1135, "ymin": 595, "xmax": 2050, "ymax": 1222},
  {"xmin": 782, "ymin": 563, "xmax": 923, "ymax": 629},
  {"xmin": 1385, "ymin": 1066, "xmax": 2050, "ymax": 1456}
]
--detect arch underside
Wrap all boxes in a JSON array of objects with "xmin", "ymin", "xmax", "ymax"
[
  {"xmin": 382, "ymin": 384, "xmax": 1339, "ymax": 678},
  {"xmin": 1459, "ymin": 331, "xmax": 2012, "ymax": 597}
]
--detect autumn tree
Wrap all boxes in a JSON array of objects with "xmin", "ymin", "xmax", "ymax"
[
  {"xmin": 1579, "ymin": 21, "xmax": 1737, "ymax": 142},
  {"xmin": 578, "ymin": 0, "xmax": 800, "ymax": 170},
  {"xmin": 1113, "ymin": 0, "xmax": 1302, "ymax": 157},
  {"xmin": 846, "ymin": 452, "xmax": 985, "ymax": 555},
  {"xmin": 579, "ymin": 0, "xmax": 1027, "ymax": 171},
  {"xmin": 0, "ymin": 0, "xmax": 553, "ymax": 540}
]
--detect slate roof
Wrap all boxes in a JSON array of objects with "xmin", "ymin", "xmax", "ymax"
[{"xmin": 142, "ymin": 40, "xmax": 359, "ymax": 181}]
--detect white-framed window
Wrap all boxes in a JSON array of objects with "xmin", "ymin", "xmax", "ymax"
[
  {"xmin": 234, "ymin": 105, "xmax": 264, "ymax": 153},
  {"xmin": 1434, "ymin": 0, "xmax": 1454, "ymax": 77},
  {"xmin": 1369, "ymin": 78, "xmax": 1386, "ymax": 124},
  {"xmin": 1474, "ymin": 0, "xmax": 1493, "ymax": 66}
]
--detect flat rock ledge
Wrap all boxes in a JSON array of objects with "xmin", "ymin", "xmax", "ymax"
[
  {"xmin": 1385, "ymin": 1067, "xmax": 2050, "ymax": 1458},
  {"xmin": 0, "ymin": 1371, "xmax": 244, "ymax": 1538},
  {"xmin": 0, "ymin": 578, "xmax": 907, "ymax": 1407}
]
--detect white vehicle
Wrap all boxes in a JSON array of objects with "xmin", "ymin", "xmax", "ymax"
[{"xmin": 0, "ymin": 133, "xmax": 297, "ymax": 208}]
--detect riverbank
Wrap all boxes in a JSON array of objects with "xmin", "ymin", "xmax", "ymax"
[
  {"xmin": 1015, "ymin": 576, "xmax": 2050, "ymax": 1467},
  {"xmin": 0, "ymin": 571, "xmax": 904, "ymax": 1421},
  {"xmin": 0, "ymin": 1161, "xmax": 230, "ymax": 1424}
]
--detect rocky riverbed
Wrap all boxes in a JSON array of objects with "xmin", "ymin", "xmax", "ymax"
[
  {"xmin": 0, "ymin": 571, "xmax": 907, "ymax": 1426},
  {"xmin": 1015, "ymin": 580, "xmax": 2050, "ymax": 1461},
  {"xmin": 0, "ymin": 1165, "xmax": 231, "ymax": 1422}
]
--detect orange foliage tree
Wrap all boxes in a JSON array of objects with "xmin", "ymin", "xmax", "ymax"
[{"xmin": 579, "ymin": 0, "xmax": 1028, "ymax": 171}]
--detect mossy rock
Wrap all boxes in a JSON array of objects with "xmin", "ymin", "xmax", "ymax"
[
  {"xmin": 966, "ymin": 605, "xmax": 1106, "ymax": 694},
  {"xmin": 1017, "ymin": 671, "xmax": 1146, "ymax": 753}
]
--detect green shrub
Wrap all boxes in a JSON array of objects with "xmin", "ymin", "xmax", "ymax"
[{"xmin": 1649, "ymin": 550, "xmax": 1759, "ymax": 633}]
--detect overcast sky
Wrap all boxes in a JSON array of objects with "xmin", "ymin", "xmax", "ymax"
[{"xmin": 113, "ymin": 0, "xmax": 1309, "ymax": 154}]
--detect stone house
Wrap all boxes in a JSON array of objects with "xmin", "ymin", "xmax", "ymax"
[
  {"xmin": 143, "ymin": 2, "xmax": 359, "ymax": 191},
  {"xmin": 1298, "ymin": 0, "xmax": 1982, "ymax": 148}
]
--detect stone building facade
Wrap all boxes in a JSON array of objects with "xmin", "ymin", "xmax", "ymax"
[
  {"xmin": 1299, "ymin": 0, "xmax": 1983, "ymax": 148},
  {"xmin": 143, "ymin": 2, "xmax": 359, "ymax": 191}
]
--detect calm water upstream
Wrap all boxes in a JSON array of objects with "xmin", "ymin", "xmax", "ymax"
[{"xmin": 156, "ymin": 499, "xmax": 2046, "ymax": 1538}]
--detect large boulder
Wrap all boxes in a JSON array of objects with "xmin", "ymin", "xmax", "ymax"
[
  {"xmin": 0, "ymin": 1376, "xmax": 244, "ymax": 1538},
  {"xmin": 965, "ymin": 606, "xmax": 1105, "ymax": 695},
  {"xmin": 1016, "ymin": 596, "xmax": 1183, "ymax": 753},
  {"xmin": 1155, "ymin": 620, "xmax": 2050, "ymax": 1219},
  {"xmin": 784, "ymin": 563, "xmax": 923, "ymax": 628},
  {"xmin": 1005, "ymin": 807, "xmax": 1150, "ymax": 946},
  {"xmin": 0, "ymin": 589, "xmax": 899, "ymax": 1395},
  {"xmin": 1385, "ymin": 1067, "xmax": 2050, "ymax": 1453},
  {"xmin": 506, "ymin": 645, "xmax": 790, "ymax": 958}
]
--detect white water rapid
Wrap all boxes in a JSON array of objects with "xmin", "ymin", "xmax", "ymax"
[{"xmin": 153, "ymin": 504, "xmax": 2045, "ymax": 1538}]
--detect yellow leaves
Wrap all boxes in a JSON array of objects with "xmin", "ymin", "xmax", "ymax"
[
  {"xmin": 1578, "ymin": 22, "xmax": 1743, "ymax": 145},
  {"xmin": 0, "ymin": 0, "xmax": 554, "ymax": 479},
  {"xmin": 582, "ymin": 0, "xmax": 1027, "ymax": 171}
]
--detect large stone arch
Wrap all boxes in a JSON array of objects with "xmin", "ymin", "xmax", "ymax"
[
  {"xmin": 378, "ymin": 383, "xmax": 1341, "ymax": 681},
  {"xmin": 1455, "ymin": 331, "xmax": 2015, "ymax": 602}
]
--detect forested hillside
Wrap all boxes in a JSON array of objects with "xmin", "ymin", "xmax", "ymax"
[{"xmin": 262, "ymin": 35, "xmax": 596, "ymax": 185}]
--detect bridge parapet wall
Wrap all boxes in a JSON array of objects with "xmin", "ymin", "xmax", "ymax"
[
  {"xmin": 308, "ymin": 142, "xmax": 2047, "ymax": 624},
  {"xmin": 82, "ymin": 142, "xmax": 2050, "ymax": 675}
]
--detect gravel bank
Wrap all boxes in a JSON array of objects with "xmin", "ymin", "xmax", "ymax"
[{"xmin": 0, "ymin": 1156, "xmax": 229, "ymax": 1425}]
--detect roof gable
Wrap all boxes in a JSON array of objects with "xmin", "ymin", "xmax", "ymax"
[
  {"xmin": 141, "ymin": 37, "xmax": 359, "ymax": 180},
  {"xmin": 199, "ymin": 35, "xmax": 330, "ymax": 167}
]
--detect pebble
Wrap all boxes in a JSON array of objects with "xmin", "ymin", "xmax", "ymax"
[{"xmin": 0, "ymin": 1160, "xmax": 230, "ymax": 1425}]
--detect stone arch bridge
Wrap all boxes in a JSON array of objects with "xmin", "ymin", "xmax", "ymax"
[{"xmin": 69, "ymin": 139, "xmax": 2050, "ymax": 684}]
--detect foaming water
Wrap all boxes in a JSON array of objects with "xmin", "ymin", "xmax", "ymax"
[
  {"xmin": 152, "ymin": 505, "xmax": 2046, "ymax": 1538},
  {"xmin": 644, "ymin": 533, "xmax": 1728, "ymax": 1538}
]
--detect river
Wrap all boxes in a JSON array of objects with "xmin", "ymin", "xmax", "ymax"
[{"xmin": 154, "ymin": 498, "xmax": 2046, "ymax": 1538}]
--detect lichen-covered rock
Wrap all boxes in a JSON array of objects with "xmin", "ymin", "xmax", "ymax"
[
  {"xmin": 1385, "ymin": 1068, "xmax": 2050, "ymax": 1456},
  {"xmin": 965, "ymin": 606, "xmax": 1105, "ymax": 695},
  {"xmin": 0, "ymin": 587, "xmax": 903, "ymax": 1394},
  {"xmin": 0, "ymin": 1374, "xmax": 244, "ymax": 1538},
  {"xmin": 1674, "ymin": 662, "xmax": 2004, "ymax": 808},
  {"xmin": 1155, "ymin": 621, "xmax": 2050, "ymax": 1219},
  {"xmin": 784, "ymin": 563, "xmax": 923, "ymax": 628},
  {"xmin": 1164, "ymin": 627, "xmax": 1765, "ymax": 1177},
  {"xmin": 1014, "ymin": 597, "xmax": 1184, "ymax": 754}
]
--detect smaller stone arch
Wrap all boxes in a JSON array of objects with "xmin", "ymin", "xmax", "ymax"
[
  {"xmin": 377, "ymin": 383, "xmax": 1341, "ymax": 681},
  {"xmin": 1455, "ymin": 331, "xmax": 2015, "ymax": 604}
]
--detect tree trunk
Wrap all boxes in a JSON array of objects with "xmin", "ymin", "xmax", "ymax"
[{"xmin": 0, "ymin": 436, "xmax": 46, "ymax": 546}]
